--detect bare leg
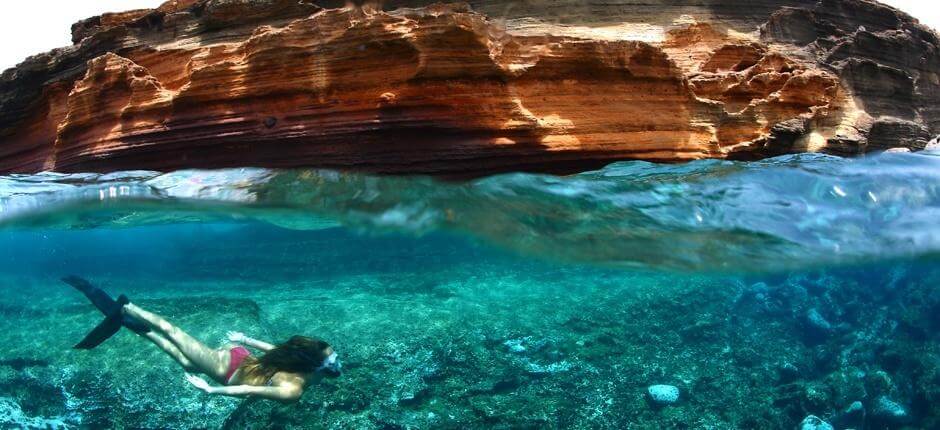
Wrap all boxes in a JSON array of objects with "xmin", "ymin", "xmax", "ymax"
[
  {"xmin": 124, "ymin": 303, "xmax": 230, "ymax": 382},
  {"xmin": 142, "ymin": 332, "xmax": 198, "ymax": 372}
]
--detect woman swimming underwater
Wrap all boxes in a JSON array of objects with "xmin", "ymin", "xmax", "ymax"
[{"xmin": 63, "ymin": 276, "xmax": 342, "ymax": 402}]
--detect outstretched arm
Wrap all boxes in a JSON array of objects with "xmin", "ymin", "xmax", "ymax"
[
  {"xmin": 185, "ymin": 374, "xmax": 301, "ymax": 402},
  {"xmin": 226, "ymin": 331, "xmax": 275, "ymax": 352}
]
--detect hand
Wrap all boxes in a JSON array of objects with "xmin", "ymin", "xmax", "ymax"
[
  {"xmin": 185, "ymin": 373, "xmax": 215, "ymax": 394},
  {"xmin": 226, "ymin": 331, "xmax": 246, "ymax": 343}
]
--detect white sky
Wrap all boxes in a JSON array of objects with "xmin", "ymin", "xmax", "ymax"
[{"xmin": 0, "ymin": 0, "xmax": 937, "ymax": 72}]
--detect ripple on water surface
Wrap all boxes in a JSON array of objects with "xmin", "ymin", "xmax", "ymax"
[{"xmin": 1, "ymin": 151, "xmax": 940, "ymax": 271}]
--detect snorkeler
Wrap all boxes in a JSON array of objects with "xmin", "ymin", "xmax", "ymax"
[{"xmin": 62, "ymin": 276, "xmax": 341, "ymax": 402}]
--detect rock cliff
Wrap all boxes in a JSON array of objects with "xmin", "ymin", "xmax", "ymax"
[{"xmin": 0, "ymin": 0, "xmax": 937, "ymax": 175}]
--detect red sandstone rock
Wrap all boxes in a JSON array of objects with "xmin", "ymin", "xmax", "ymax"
[{"xmin": 0, "ymin": 0, "xmax": 937, "ymax": 175}]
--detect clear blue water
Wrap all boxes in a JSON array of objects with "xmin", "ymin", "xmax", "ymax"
[{"xmin": 1, "ymin": 151, "xmax": 939, "ymax": 428}]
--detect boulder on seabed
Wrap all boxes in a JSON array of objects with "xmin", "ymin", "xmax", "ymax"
[
  {"xmin": 871, "ymin": 396, "xmax": 909, "ymax": 425},
  {"xmin": 798, "ymin": 415, "xmax": 834, "ymax": 430},
  {"xmin": 646, "ymin": 384, "xmax": 680, "ymax": 406},
  {"xmin": 801, "ymin": 308, "xmax": 833, "ymax": 343},
  {"xmin": 832, "ymin": 401, "xmax": 866, "ymax": 429}
]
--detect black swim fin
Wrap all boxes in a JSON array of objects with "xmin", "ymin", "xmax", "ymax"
[
  {"xmin": 63, "ymin": 276, "xmax": 150, "ymax": 349},
  {"xmin": 73, "ymin": 312, "xmax": 123, "ymax": 349},
  {"xmin": 62, "ymin": 275, "xmax": 122, "ymax": 315}
]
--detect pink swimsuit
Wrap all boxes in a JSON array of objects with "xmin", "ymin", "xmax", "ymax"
[{"xmin": 225, "ymin": 346, "xmax": 251, "ymax": 383}]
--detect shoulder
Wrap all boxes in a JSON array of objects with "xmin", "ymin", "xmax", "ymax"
[
  {"xmin": 270, "ymin": 372, "xmax": 307, "ymax": 387},
  {"xmin": 270, "ymin": 374, "xmax": 306, "ymax": 399},
  {"xmin": 278, "ymin": 383, "xmax": 304, "ymax": 402}
]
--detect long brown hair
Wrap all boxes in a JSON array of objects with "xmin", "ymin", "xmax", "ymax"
[{"xmin": 239, "ymin": 336, "xmax": 333, "ymax": 385}]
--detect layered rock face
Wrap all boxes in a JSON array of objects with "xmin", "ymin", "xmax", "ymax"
[{"xmin": 0, "ymin": 0, "xmax": 937, "ymax": 175}]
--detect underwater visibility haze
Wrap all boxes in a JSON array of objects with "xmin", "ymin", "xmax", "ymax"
[{"xmin": 1, "ymin": 151, "xmax": 940, "ymax": 428}]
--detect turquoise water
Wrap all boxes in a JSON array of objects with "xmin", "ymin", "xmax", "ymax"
[{"xmin": 1, "ymin": 152, "xmax": 939, "ymax": 428}]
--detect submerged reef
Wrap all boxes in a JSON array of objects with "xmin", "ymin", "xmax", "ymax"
[
  {"xmin": 1, "ymin": 228, "xmax": 939, "ymax": 429},
  {"xmin": 0, "ymin": 0, "xmax": 938, "ymax": 175}
]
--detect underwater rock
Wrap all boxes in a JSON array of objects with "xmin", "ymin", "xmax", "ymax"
[
  {"xmin": 504, "ymin": 338, "xmax": 528, "ymax": 354},
  {"xmin": 826, "ymin": 367, "xmax": 868, "ymax": 407},
  {"xmin": 801, "ymin": 308, "xmax": 834, "ymax": 343},
  {"xmin": 0, "ymin": 358, "xmax": 50, "ymax": 371},
  {"xmin": 0, "ymin": 397, "xmax": 67, "ymax": 429},
  {"xmin": 832, "ymin": 400, "xmax": 866, "ymax": 430},
  {"xmin": 798, "ymin": 415, "xmax": 834, "ymax": 430},
  {"xmin": 397, "ymin": 387, "xmax": 433, "ymax": 408},
  {"xmin": 866, "ymin": 370, "xmax": 896, "ymax": 398},
  {"xmin": 0, "ymin": 0, "xmax": 938, "ymax": 175},
  {"xmin": 871, "ymin": 396, "xmax": 909, "ymax": 425},
  {"xmin": 778, "ymin": 362, "xmax": 802, "ymax": 384},
  {"xmin": 805, "ymin": 309, "xmax": 832, "ymax": 330},
  {"xmin": 802, "ymin": 383, "xmax": 832, "ymax": 411},
  {"xmin": 646, "ymin": 384, "xmax": 680, "ymax": 406}
]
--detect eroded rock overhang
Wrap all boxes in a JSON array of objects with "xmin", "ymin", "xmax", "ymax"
[{"xmin": 0, "ymin": 0, "xmax": 937, "ymax": 175}]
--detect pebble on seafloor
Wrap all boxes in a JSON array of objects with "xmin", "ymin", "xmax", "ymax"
[
  {"xmin": 646, "ymin": 385, "xmax": 680, "ymax": 406},
  {"xmin": 799, "ymin": 415, "xmax": 834, "ymax": 430}
]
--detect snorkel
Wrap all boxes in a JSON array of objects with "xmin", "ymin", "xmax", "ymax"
[{"xmin": 315, "ymin": 351, "xmax": 342, "ymax": 376}]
